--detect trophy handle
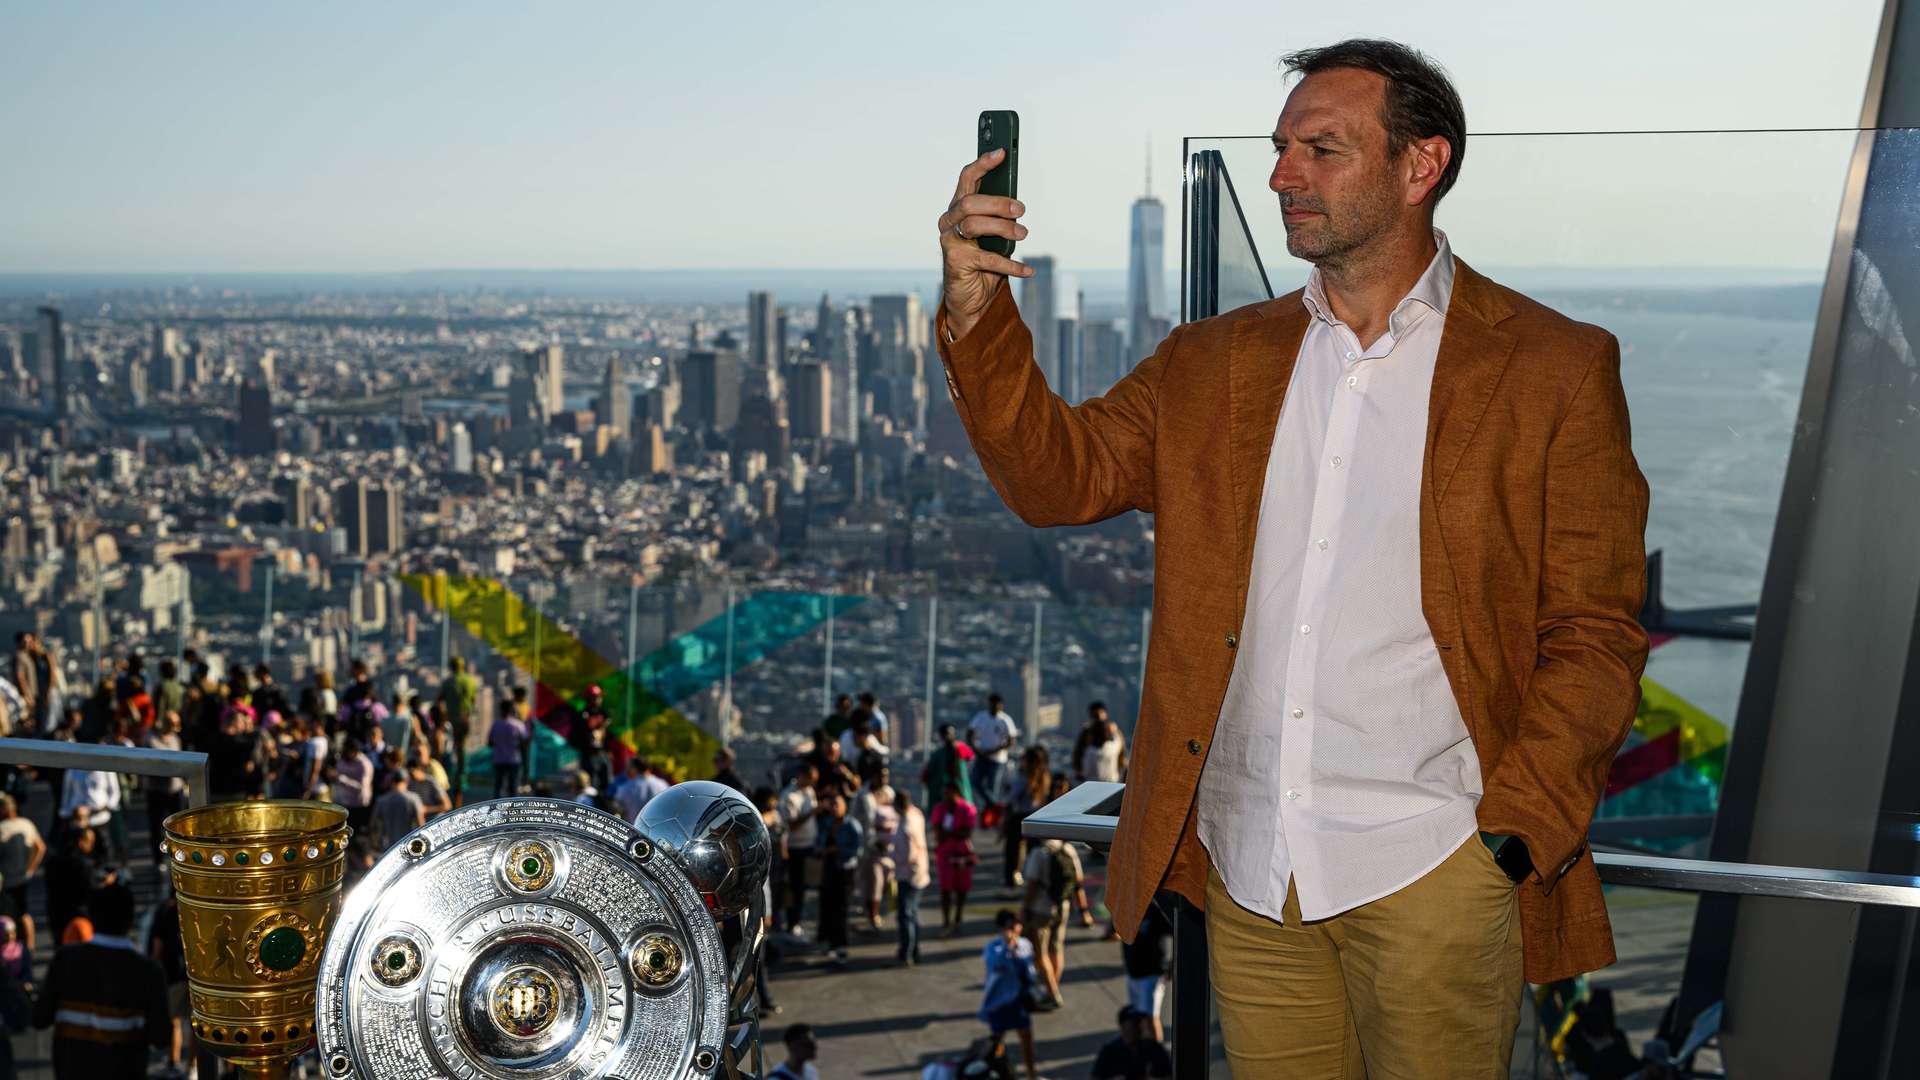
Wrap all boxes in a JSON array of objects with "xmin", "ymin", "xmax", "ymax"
[{"xmin": 726, "ymin": 885, "xmax": 768, "ymax": 1015}]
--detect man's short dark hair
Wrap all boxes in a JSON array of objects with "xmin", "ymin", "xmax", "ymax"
[
  {"xmin": 1282, "ymin": 38, "xmax": 1467, "ymax": 207},
  {"xmin": 91, "ymin": 882, "xmax": 137, "ymax": 936},
  {"xmin": 783, "ymin": 1022, "xmax": 816, "ymax": 1045},
  {"xmin": 1088, "ymin": 700, "xmax": 1107, "ymax": 716}
]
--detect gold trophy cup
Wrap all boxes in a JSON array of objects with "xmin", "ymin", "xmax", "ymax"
[{"xmin": 163, "ymin": 800, "xmax": 351, "ymax": 1080}]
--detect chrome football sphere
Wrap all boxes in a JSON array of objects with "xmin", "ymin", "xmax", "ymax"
[{"xmin": 635, "ymin": 781, "xmax": 771, "ymax": 918}]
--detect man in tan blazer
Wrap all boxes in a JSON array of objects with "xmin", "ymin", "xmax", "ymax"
[{"xmin": 933, "ymin": 39, "xmax": 1648, "ymax": 1078}]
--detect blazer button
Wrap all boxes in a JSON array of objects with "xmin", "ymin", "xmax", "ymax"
[
  {"xmin": 1187, "ymin": 739, "xmax": 1203, "ymax": 756},
  {"xmin": 1224, "ymin": 633, "xmax": 1238, "ymax": 648}
]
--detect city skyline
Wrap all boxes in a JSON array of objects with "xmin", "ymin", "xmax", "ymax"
[{"xmin": 0, "ymin": 1, "xmax": 1887, "ymax": 274}]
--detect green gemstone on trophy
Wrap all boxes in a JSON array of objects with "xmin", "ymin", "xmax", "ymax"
[
  {"xmin": 191, "ymin": 851, "xmax": 202, "ymax": 863},
  {"xmin": 387, "ymin": 951, "xmax": 407, "ymax": 969},
  {"xmin": 523, "ymin": 857, "xmax": 541, "ymax": 877},
  {"xmin": 259, "ymin": 927, "xmax": 306, "ymax": 972},
  {"xmin": 235, "ymin": 852, "xmax": 249, "ymax": 864},
  {"xmin": 285, "ymin": 848, "xmax": 297, "ymax": 860}
]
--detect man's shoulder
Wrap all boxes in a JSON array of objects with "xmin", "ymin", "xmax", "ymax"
[
  {"xmin": 1464, "ymin": 269, "xmax": 1616, "ymax": 366},
  {"xmin": 1171, "ymin": 293, "xmax": 1299, "ymax": 348}
]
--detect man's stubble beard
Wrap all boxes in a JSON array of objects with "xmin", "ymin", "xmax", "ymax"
[{"xmin": 1280, "ymin": 183, "xmax": 1400, "ymax": 272}]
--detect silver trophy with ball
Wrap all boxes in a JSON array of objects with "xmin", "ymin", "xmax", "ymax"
[{"xmin": 314, "ymin": 783, "xmax": 772, "ymax": 1080}]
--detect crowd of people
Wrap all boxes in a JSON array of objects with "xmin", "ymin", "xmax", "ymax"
[
  {"xmin": 0, "ymin": 632, "xmax": 1168, "ymax": 1079},
  {"xmin": 753, "ymin": 692, "xmax": 1169, "ymax": 1080}
]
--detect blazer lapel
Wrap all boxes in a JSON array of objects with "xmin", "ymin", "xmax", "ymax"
[
  {"xmin": 1230, "ymin": 295, "xmax": 1309, "ymax": 589},
  {"xmin": 1427, "ymin": 261, "xmax": 1518, "ymax": 504}
]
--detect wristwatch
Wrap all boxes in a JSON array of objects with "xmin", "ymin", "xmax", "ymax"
[{"xmin": 1479, "ymin": 831, "xmax": 1534, "ymax": 886}]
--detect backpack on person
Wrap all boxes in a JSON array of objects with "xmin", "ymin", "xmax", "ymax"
[{"xmin": 1044, "ymin": 843, "xmax": 1077, "ymax": 907}]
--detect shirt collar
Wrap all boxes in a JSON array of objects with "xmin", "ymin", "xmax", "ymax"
[
  {"xmin": 1301, "ymin": 228, "xmax": 1455, "ymax": 336},
  {"xmin": 90, "ymin": 933, "xmax": 138, "ymax": 952}
]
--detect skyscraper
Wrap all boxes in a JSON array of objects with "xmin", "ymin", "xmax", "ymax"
[
  {"xmin": 274, "ymin": 476, "xmax": 316, "ymax": 529},
  {"xmin": 831, "ymin": 311, "xmax": 860, "ymax": 443},
  {"xmin": 814, "ymin": 294, "xmax": 836, "ymax": 364},
  {"xmin": 32, "ymin": 307, "xmax": 65, "ymax": 417},
  {"xmin": 335, "ymin": 478, "xmax": 371, "ymax": 558},
  {"xmin": 450, "ymin": 422, "xmax": 473, "ymax": 473},
  {"xmin": 790, "ymin": 361, "xmax": 831, "ymax": 439},
  {"xmin": 527, "ymin": 344, "xmax": 565, "ymax": 418},
  {"xmin": 150, "ymin": 326, "xmax": 185, "ymax": 394},
  {"xmin": 236, "ymin": 377, "xmax": 274, "ymax": 456},
  {"xmin": 1020, "ymin": 258, "xmax": 1059, "ymax": 388},
  {"xmin": 367, "ymin": 483, "xmax": 405, "ymax": 555},
  {"xmin": 1081, "ymin": 320, "xmax": 1126, "ymax": 399},
  {"xmin": 748, "ymin": 291, "xmax": 779, "ymax": 370},
  {"xmin": 598, "ymin": 355, "xmax": 631, "ymax": 437},
  {"xmin": 682, "ymin": 350, "xmax": 741, "ymax": 431},
  {"xmin": 636, "ymin": 423, "xmax": 673, "ymax": 475},
  {"xmin": 870, "ymin": 294, "xmax": 925, "ymax": 358},
  {"xmin": 1128, "ymin": 147, "xmax": 1169, "ymax": 357},
  {"xmin": 1057, "ymin": 314, "xmax": 1082, "ymax": 405}
]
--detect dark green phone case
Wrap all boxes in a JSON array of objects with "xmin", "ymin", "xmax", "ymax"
[{"xmin": 975, "ymin": 110, "xmax": 1019, "ymax": 258}]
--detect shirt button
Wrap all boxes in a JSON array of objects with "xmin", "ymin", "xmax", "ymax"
[
  {"xmin": 1344, "ymin": 351, "xmax": 1354, "ymax": 360},
  {"xmin": 1187, "ymin": 739, "xmax": 1203, "ymax": 756},
  {"xmin": 1316, "ymin": 538, "xmax": 1328, "ymax": 550},
  {"xmin": 1331, "ymin": 455, "xmax": 1343, "ymax": 468},
  {"xmin": 1286, "ymin": 789, "xmax": 1301, "ymax": 801},
  {"xmin": 1347, "ymin": 375, "xmax": 1358, "ymax": 388},
  {"xmin": 1224, "ymin": 633, "xmax": 1238, "ymax": 648},
  {"xmin": 1300, "ymin": 624, "xmax": 1312, "ymax": 635},
  {"xmin": 1290, "ymin": 707, "xmax": 1304, "ymax": 719}
]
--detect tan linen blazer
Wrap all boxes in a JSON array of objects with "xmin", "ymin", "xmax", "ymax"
[{"xmin": 934, "ymin": 259, "xmax": 1649, "ymax": 983}]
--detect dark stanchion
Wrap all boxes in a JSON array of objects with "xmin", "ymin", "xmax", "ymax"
[{"xmin": 1169, "ymin": 892, "xmax": 1211, "ymax": 1079}]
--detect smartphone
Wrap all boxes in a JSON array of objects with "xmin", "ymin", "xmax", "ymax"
[{"xmin": 975, "ymin": 110, "xmax": 1020, "ymax": 258}]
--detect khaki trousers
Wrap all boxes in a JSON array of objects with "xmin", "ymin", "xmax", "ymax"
[{"xmin": 1206, "ymin": 835, "xmax": 1524, "ymax": 1079}]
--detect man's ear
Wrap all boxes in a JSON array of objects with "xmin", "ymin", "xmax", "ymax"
[{"xmin": 1407, "ymin": 136, "xmax": 1452, "ymax": 207}]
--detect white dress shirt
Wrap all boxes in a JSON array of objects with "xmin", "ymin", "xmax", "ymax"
[
  {"xmin": 60, "ymin": 768, "xmax": 121, "ymax": 829},
  {"xmin": 1197, "ymin": 230, "xmax": 1484, "ymax": 924},
  {"xmin": 967, "ymin": 709, "xmax": 1018, "ymax": 762}
]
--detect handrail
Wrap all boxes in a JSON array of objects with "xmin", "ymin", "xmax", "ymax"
[
  {"xmin": 1024, "ymin": 782, "xmax": 1920, "ymax": 908},
  {"xmin": 0, "ymin": 737, "xmax": 211, "ymax": 808}
]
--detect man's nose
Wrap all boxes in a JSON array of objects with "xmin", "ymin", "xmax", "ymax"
[{"xmin": 1270, "ymin": 151, "xmax": 1302, "ymax": 194}]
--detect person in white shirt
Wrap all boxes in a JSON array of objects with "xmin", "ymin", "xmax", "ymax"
[
  {"xmin": 60, "ymin": 739, "xmax": 122, "ymax": 863},
  {"xmin": 852, "ymin": 765, "xmax": 898, "ymax": 929},
  {"xmin": 839, "ymin": 710, "xmax": 889, "ymax": 769},
  {"xmin": 965, "ymin": 693, "xmax": 1018, "ymax": 809},
  {"xmin": 930, "ymin": 38, "xmax": 1649, "ymax": 1076},
  {"xmin": 1077, "ymin": 707, "xmax": 1127, "ymax": 785},
  {"xmin": 777, "ymin": 764, "xmax": 821, "ymax": 936},
  {"xmin": 889, "ymin": 788, "xmax": 931, "ymax": 965}
]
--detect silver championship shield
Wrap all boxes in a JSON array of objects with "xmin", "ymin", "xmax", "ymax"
[{"xmin": 315, "ymin": 785, "xmax": 772, "ymax": 1080}]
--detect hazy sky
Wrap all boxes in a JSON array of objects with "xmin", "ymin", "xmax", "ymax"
[{"xmin": 0, "ymin": 0, "xmax": 1888, "ymax": 273}]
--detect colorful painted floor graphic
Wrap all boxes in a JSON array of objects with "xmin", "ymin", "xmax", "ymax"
[
  {"xmin": 1599, "ymin": 634, "xmax": 1730, "ymax": 831},
  {"xmin": 404, "ymin": 576, "xmax": 1726, "ymax": 828},
  {"xmin": 401, "ymin": 577, "xmax": 863, "ymax": 784}
]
